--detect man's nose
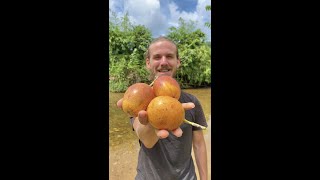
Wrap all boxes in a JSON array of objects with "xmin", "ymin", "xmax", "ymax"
[{"xmin": 160, "ymin": 57, "xmax": 168, "ymax": 65}]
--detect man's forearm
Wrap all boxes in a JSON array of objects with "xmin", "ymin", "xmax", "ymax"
[
  {"xmin": 193, "ymin": 131, "xmax": 208, "ymax": 180},
  {"xmin": 194, "ymin": 143, "xmax": 208, "ymax": 180},
  {"xmin": 133, "ymin": 117, "xmax": 159, "ymax": 148}
]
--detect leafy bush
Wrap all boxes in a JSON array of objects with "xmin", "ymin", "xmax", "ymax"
[
  {"xmin": 168, "ymin": 18, "xmax": 211, "ymax": 88},
  {"xmin": 109, "ymin": 12, "xmax": 211, "ymax": 92},
  {"xmin": 109, "ymin": 11, "xmax": 152, "ymax": 92}
]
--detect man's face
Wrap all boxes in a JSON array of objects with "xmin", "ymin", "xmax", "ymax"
[{"xmin": 146, "ymin": 40, "xmax": 181, "ymax": 79}]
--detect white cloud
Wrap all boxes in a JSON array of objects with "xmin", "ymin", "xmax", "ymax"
[
  {"xmin": 109, "ymin": 0, "xmax": 125, "ymax": 17},
  {"xmin": 109, "ymin": 0, "xmax": 211, "ymax": 40},
  {"xmin": 125, "ymin": 0, "xmax": 160, "ymax": 16},
  {"xmin": 123, "ymin": 0, "xmax": 168, "ymax": 36},
  {"xmin": 168, "ymin": 3, "xmax": 198, "ymax": 22},
  {"xmin": 109, "ymin": 0, "xmax": 115, "ymax": 9},
  {"xmin": 167, "ymin": 0, "xmax": 211, "ymax": 39}
]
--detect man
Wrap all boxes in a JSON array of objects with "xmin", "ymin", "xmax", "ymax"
[{"xmin": 117, "ymin": 36, "xmax": 208, "ymax": 180}]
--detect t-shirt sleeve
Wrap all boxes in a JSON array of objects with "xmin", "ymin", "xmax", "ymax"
[{"xmin": 192, "ymin": 97, "xmax": 208, "ymax": 131}]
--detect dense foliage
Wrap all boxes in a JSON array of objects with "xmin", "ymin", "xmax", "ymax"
[
  {"xmin": 167, "ymin": 18, "xmax": 211, "ymax": 88},
  {"xmin": 109, "ymin": 12, "xmax": 152, "ymax": 92},
  {"xmin": 109, "ymin": 10, "xmax": 211, "ymax": 92}
]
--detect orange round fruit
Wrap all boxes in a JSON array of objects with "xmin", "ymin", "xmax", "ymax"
[
  {"xmin": 122, "ymin": 83, "xmax": 155, "ymax": 117},
  {"xmin": 147, "ymin": 96, "xmax": 184, "ymax": 130},
  {"xmin": 153, "ymin": 75, "xmax": 181, "ymax": 99}
]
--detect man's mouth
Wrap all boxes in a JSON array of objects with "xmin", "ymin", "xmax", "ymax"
[{"xmin": 158, "ymin": 69, "xmax": 170, "ymax": 72}]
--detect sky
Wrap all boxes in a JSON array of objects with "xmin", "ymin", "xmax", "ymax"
[{"xmin": 109, "ymin": 0, "xmax": 211, "ymax": 41}]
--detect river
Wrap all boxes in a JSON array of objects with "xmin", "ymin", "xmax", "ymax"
[{"xmin": 109, "ymin": 88, "xmax": 211, "ymax": 179}]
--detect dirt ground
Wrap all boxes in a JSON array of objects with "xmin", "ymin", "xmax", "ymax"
[
  {"xmin": 109, "ymin": 138, "xmax": 140, "ymax": 180},
  {"xmin": 109, "ymin": 119, "xmax": 211, "ymax": 180}
]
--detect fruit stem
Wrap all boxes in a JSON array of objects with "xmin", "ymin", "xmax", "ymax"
[
  {"xmin": 149, "ymin": 76, "xmax": 159, "ymax": 86},
  {"xmin": 183, "ymin": 119, "xmax": 207, "ymax": 130}
]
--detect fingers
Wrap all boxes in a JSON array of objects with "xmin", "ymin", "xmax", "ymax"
[
  {"xmin": 118, "ymin": 98, "xmax": 189, "ymax": 139},
  {"xmin": 155, "ymin": 129, "xmax": 169, "ymax": 139},
  {"xmin": 116, "ymin": 98, "xmax": 123, "ymax": 108},
  {"xmin": 154, "ymin": 128, "xmax": 183, "ymax": 139},
  {"xmin": 182, "ymin": 102, "xmax": 195, "ymax": 110},
  {"xmin": 171, "ymin": 127, "xmax": 183, "ymax": 137},
  {"xmin": 138, "ymin": 110, "xmax": 148, "ymax": 125}
]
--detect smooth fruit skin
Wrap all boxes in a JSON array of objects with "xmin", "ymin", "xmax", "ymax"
[
  {"xmin": 147, "ymin": 96, "xmax": 184, "ymax": 131},
  {"xmin": 153, "ymin": 75, "xmax": 181, "ymax": 99},
  {"xmin": 122, "ymin": 83, "xmax": 155, "ymax": 117}
]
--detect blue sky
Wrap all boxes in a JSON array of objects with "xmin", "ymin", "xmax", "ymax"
[{"xmin": 109, "ymin": 0, "xmax": 211, "ymax": 41}]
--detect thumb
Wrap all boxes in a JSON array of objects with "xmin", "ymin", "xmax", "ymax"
[
  {"xmin": 116, "ymin": 98, "xmax": 123, "ymax": 108},
  {"xmin": 138, "ymin": 111, "xmax": 148, "ymax": 125},
  {"xmin": 182, "ymin": 102, "xmax": 195, "ymax": 110}
]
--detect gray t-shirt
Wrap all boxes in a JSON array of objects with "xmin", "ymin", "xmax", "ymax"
[{"xmin": 130, "ymin": 91, "xmax": 208, "ymax": 180}]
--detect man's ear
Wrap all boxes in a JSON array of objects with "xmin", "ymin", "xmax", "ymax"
[
  {"xmin": 146, "ymin": 58, "xmax": 151, "ymax": 69},
  {"xmin": 177, "ymin": 59, "xmax": 181, "ymax": 68}
]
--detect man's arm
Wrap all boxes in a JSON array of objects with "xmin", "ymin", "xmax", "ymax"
[
  {"xmin": 132, "ymin": 116, "xmax": 159, "ymax": 148},
  {"xmin": 193, "ymin": 130, "xmax": 208, "ymax": 180},
  {"xmin": 132, "ymin": 111, "xmax": 183, "ymax": 148}
]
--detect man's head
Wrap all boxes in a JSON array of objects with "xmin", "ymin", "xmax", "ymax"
[{"xmin": 146, "ymin": 36, "xmax": 180, "ymax": 79}]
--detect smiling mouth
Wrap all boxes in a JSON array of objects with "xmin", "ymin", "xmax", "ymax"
[{"xmin": 157, "ymin": 69, "xmax": 171, "ymax": 72}]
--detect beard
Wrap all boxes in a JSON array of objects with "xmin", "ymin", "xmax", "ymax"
[{"xmin": 148, "ymin": 69, "xmax": 177, "ymax": 81}]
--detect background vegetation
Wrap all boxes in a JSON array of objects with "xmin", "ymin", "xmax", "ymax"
[{"xmin": 109, "ymin": 9, "xmax": 211, "ymax": 92}]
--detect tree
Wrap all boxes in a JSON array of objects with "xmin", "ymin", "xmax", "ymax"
[
  {"xmin": 109, "ymin": 10, "xmax": 152, "ymax": 92},
  {"xmin": 167, "ymin": 18, "xmax": 211, "ymax": 88},
  {"xmin": 109, "ymin": 12, "xmax": 211, "ymax": 92},
  {"xmin": 205, "ymin": 5, "xmax": 211, "ymax": 29}
]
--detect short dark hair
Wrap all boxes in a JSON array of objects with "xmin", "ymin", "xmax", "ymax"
[{"xmin": 145, "ymin": 36, "xmax": 179, "ymax": 59}]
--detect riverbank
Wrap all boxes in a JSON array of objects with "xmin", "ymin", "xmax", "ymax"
[{"xmin": 109, "ymin": 134, "xmax": 140, "ymax": 180}]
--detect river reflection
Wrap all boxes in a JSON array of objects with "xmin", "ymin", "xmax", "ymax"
[
  {"xmin": 109, "ymin": 92, "xmax": 137, "ymax": 147},
  {"xmin": 109, "ymin": 88, "xmax": 211, "ymax": 180}
]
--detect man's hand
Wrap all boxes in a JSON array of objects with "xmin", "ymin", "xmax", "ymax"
[{"xmin": 117, "ymin": 98, "xmax": 195, "ymax": 139}]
